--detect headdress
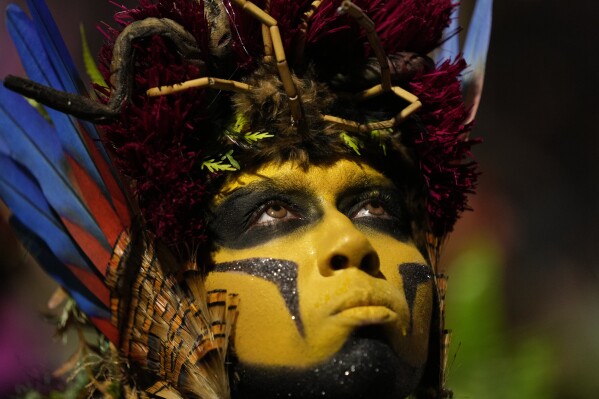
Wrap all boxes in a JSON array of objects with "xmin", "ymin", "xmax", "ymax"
[{"xmin": 0, "ymin": 0, "xmax": 491, "ymax": 397}]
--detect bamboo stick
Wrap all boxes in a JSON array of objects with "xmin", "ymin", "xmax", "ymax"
[
  {"xmin": 146, "ymin": 77, "xmax": 252, "ymax": 97},
  {"xmin": 232, "ymin": 0, "xmax": 277, "ymax": 26},
  {"xmin": 339, "ymin": 0, "xmax": 391, "ymax": 90}
]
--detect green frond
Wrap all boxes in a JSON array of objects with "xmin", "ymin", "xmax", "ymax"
[
  {"xmin": 244, "ymin": 131, "xmax": 274, "ymax": 144},
  {"xmin": 340, "ymin": 132, "xmax": 361, "ymax": 155},
  {"xmin": 221, "ymin": 149, "xmax": 240, "ymax": 170},
  {"xmin": 231, "ymin": 113, "xmax": 250, "ymax": 136},
  {"xmin": 370, "ymin": 128, "xmax": 392, "ymax": 156},
  {"xmin": 201, "ymin": 159, "xmax": 238, "ymax": 173},
  {"xmin": 80, "ymin": 24, "xmax": 107, "ymax": 87}
]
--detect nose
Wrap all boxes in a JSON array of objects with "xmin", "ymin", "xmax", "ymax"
[{"xmin": 314, "ymin": 210, "xmax": 380, "ymax": 277}]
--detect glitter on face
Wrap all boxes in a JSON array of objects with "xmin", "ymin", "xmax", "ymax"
[
  {"xmin": 398, "ymin": 262, "xmax": 432, "ymax": 332},
  {"xmin": 213, "ymin": 258, "xmax": 303, "ymax": 334}
]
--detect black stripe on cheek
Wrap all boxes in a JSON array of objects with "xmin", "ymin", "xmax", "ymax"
[
  {"xmin": 399, "ymin": 263, "xmax": 432, "ymax": 332},
  {"xmin": 213, "ymin": 258, "xmax": 304, "ymax": 336}
]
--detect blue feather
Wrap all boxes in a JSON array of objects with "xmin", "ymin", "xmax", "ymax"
[
  {"xmin": 462, "ymin": 0, "xmax": 493, "ymax": 123},
  {"xmin": 6, "ymin": 4, "xmax": 109, "ymax": 196},
  {"xmin": 0, "ymin": 155, "xmax": 97, "ymax": 275},
  {"xmin": 0, "ymin": 155, "xmax": 109, "ymax": 318},
  {"xmin": 25, "ymin": 0, "xmax": 83, "ymax": 94},
  {"xmin": 463, "ymin": 0, "xmax": 493, "ymax": 72},
  {"xmin": 0, "ymin": 85, "xmax": 110, "ymax": 251},
  {"xmin": 6, "ymin": 5, "xmax": 58, "ymax": 88},
  {"xmin": 10, "ymin": 216, "xmax": 110, "ymax": 318},
  {"xmin": 25, "ymin": 0, "xmax": 111, "ymax": 157},
  {"xmin": 436, "ymin": 3, "xmax": 461, "ymax": 63},
  {"xmin": 26, "ymin": 0, "xmax": 115, "ymax": 175},
  {"xmin": 0, "ymin": 132, "xmax": 8, "ymax": 154}
]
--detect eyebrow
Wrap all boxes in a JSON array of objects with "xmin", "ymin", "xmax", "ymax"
[
  {"xmin": 217, "ymin": 170, "xmax": 396, "ymax": 207},
  {"xmin": 215, "ymin": 177, "xmax": 316, "ymax": 208},
  {"xmin": 336, "ymin": 177, "xmax": 398, "ymax": 201}
]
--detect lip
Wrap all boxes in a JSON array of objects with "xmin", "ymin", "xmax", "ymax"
[
  {"xmin": 331, "ymin": 291, "xmax": 400, "ymax": 326},
  {"xmin": 334, "ymin": 305, "xmax": 398, "ymax": 326}
]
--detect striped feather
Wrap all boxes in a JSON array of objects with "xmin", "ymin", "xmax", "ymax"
[{"xmin": 112, "ymin": 235, "xmax": 236, "ymax": 398}]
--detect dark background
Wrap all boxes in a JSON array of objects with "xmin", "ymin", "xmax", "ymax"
[{"xmin": 1, "ymin": 0, "xmax": 598, "ymax": 397}]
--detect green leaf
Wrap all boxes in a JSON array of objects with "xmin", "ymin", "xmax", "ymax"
[
  {"xmin": 244, "ymin": 131, "xmax": 274, "ymax": 144},
  {"xmin": 231, "ymin": 113, "xmax": 249, "ymax": 135},
  {"xmin": 370, "ymin": 128, "xmax": 392, "ymax": 156},
  {"xmin": 80, "ymin": 24, "xmax": 107, "ymax": 87},
  {"xmin": 340, "ymin": 132, "xmax": 361, "ymax": 155},
  {"xmin": 221, "ymin": 149, "xmax": 240, "ymax": 169},
  {"xmin": 201, "ymin": 159, "xmax": 238, "ymax": 173}
]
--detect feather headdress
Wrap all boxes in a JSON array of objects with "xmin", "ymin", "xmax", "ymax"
[{"xmin": 1, "ymin": 0, "xmax": 492, "ymax": 397}]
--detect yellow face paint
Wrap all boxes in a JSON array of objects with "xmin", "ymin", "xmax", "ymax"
[{"xmin": 206, "ymin": 159, "xmax": 433, "ymax": 396}]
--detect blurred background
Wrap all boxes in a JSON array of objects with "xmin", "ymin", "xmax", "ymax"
[{"xmin": 0, "ymin": 0, "xmax": 598, "ymax": 398}]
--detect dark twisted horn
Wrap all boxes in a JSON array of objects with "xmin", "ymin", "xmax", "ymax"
[{"xmin": 4, "ymin": 18, "xmax": 202, "ymax": 124}]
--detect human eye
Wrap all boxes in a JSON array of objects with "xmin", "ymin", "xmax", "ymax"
[
  {"xmin": 343, "ymin": 189, "xmax": 411, "ymax": 241},
  {"xmin": 351, "ymin": 199, "xmax": 392, "ymax": 219},
  {"xmin": 253, "ymin": 201, "xmax": 300, "ymax": 226},
  {"xmin": 209, "ymin": 188, "xmax": 314, "ymax": 249}
]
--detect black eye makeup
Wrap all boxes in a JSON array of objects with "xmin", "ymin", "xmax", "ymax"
[
  {"xmin": 208, "ymin": 178, "xmax": 412, "ymax": 249},
  {"xmin": 207, "ymin": 184, "xmax": 320, "ymax": 249},
  {"xmin": 339, "ymin": 188, "xmax": 412, "ymax": 242},
  {"xmin": 252, "ymin": 200, "xmax": 300, "ymax": 226}
]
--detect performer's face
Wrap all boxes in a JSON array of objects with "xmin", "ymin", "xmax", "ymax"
[{"xmin": 206, "ymin": 159, "xmax": 433, "ymax": 397}]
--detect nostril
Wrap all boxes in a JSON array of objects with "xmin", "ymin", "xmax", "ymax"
[
  {"xmin": 330, "ymin": 254, "xmax": 349, "ymax": 270},
  {"xmin": 360, "ymin": 252, "xmax": 379, "ymax": 274}
]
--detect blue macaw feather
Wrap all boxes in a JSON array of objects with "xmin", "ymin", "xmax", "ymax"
[
  {"xmin": 6, "ymin": 5, "xmax": 61, "ymax": 95},
  {"xmin": 6, "ymin": 4, "xmax": 110, "ymax": 197},
  {"xmin": 25, "ymin": 0, "xmax": 83, "ymax": 94},
  {"xmin": 25, "ymin": 0, "xmax": 111, "ymax": 155},
  {"xmin": 0, "ymin": 85, "xmax": 110, "ymax": 251},
  {"xmin": 10, "ymin": 216, "xmax": 110, "ymax": 319},
  {"xmin": 26, "ymin": 0, "xmax": 115, "ymax": 174},
  {"xmin": 462, "ymin": 0, "xmax": 493, "ymax": 122},
  {"xmin": 435, "ymin": 3, "xmax": 461, "ymax": 63},
  {"xmin": 0, "ymin": 132, "xmax": 8, "ymax": 154},
  {"xmin": 0, "ymin": 155, "xmax": 97, "ymax": 275},
  {"xmin": 463, "ymin": 0, "xmax": 493, "ymax": 71}
]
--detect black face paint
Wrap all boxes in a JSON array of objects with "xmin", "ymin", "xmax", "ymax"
[
  {"xmin": 399, "ymin": 263, "xmax": 432, "ymax": 332},
  {"xmin": 208, "ymin": 178, "xmax": 413, "ymax": 250},
  {"xmin": 230, "ymin": 326, "xmax": 422, "ymax": 399},
  {"xmin": 337, "ymin": 186, "xmax": 412, "ymax": 242},
  {"xmin": 207, "ymin": 183, "xmax": 322, "ymax": 249},
  {"xmin": 213, "ymin": 258, "xmax": 304, "ymax": 335}
]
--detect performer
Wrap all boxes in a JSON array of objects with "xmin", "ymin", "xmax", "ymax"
[{"xmin": 0, "ymin": 0, "xmax": 491, "ymax": 397}]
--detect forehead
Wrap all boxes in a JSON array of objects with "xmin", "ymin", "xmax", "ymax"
[{"xmin": 215, "ymin": 159, "xmax": 393, "ymax": 202}]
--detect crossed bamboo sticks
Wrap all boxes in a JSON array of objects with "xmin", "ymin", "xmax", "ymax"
[{"xmin": 146, "ymin": 0, "xmax": 422, "ymax": 135}]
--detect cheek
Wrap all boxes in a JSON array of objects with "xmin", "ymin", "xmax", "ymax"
[
  {"xmin": 369, "ymin": 232, "xmax": 428, "ymax": 286},
  {"xmin": 205, "ymin": 271, "xmax": 311, "ymax": 366},
  {"xmin": 389, "ymin": 281, "xmax": 433, "ymax": 366},
  {"xmin": 368, "ymin": 233, "xmax": 433, "ymax": 365}
]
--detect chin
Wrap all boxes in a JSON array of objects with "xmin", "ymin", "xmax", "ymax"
[{"xmin": 230, "ymin": 327, "xmax": 424, "ymax": 399}]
